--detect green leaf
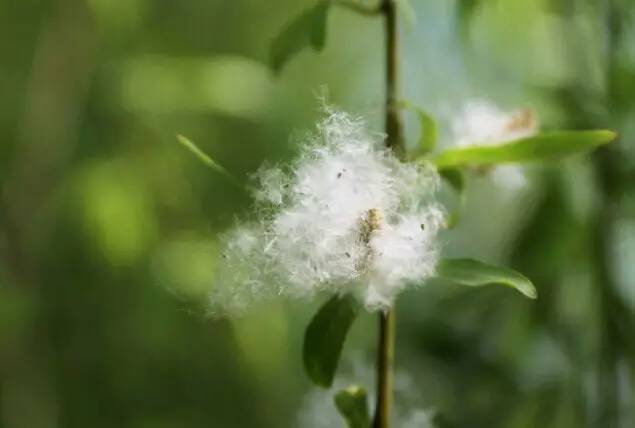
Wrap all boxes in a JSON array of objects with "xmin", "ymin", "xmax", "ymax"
[
  {"xmin": 270, "ymin": 1, "xmax": 331, "ymax": 73},
  {"xmin": 399, "ymin": 101, "xmax": 438, "ymax": 156},
  {"xmin": 439, "ymin": 168, "xmax": 466, "ymax": 228},
  {"xmin": 439, "ymin": 167, "xmax": 465, "ymax": 194},
  {"xmin": 334, "ymin": 385, "xmax": 371, "ymax": 428},
  {"xmin": 334, "ymin": 0, "xmax": 380, "ymax": 16},
  {"xmin": 433, "ymin": 130, "xmax": 617, "ymax": 169},
  {"xmin": 396, "ymin": 0, "xmax": 417, "ymax": 26},
  {"xmin": 415, "ymin": 108, "xmax": 438, "ymax": 155},
  {"xmin": 303, "ymin": 294, "xmax": 358, "ymax": 387},
  {"xmin": 176, "ymin": 135, "xmax": 245, "ymax": 190},
  {"xmin": 436, "ymin": 258, "xmax": 537, "ymax": 299}
]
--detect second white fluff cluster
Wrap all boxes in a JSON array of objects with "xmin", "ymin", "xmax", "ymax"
[
  {"xmin": 452, "ymin": 99, "xmax": 539, "ymax": 188},
  {"xmin": 211, "ymin": 109, "xmax": 444, "ymax": 314},
  {"xmin": 452, "ymin": 99, "xmax": 538, "ymax": 147}
]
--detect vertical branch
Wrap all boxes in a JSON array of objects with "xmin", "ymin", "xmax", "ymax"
[
  {"xmin": 592, "ymin": 2, "xmax": 628, "ymax": 424},
  {"xmin": 383, "ymin": 0, "xmax": 405, "ymax": 156},
  {"xmin": 375, "ymin": 1, "xmax": 403, "ymax": 427},
  {"xmin": 1, "ymin": 0, "xmax": 96, "ymax": 289},
  {"xmin": 374, "ymin": 309, "xmax": 396, "ymax": 428}
]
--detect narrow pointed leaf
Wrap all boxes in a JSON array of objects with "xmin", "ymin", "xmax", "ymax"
[
  {"xmin": 176, "ymin": 135, "xmax": 245, "ymax": 190},
  {"xmin": 270, "ymin": 1, "xmax": 331, "ymax": 73},
  {"xmin": 437, "ymin": 258, "xmax": 537, "ymax": 299},
  {"xmin": 399, "ymin": 101, "xmax": 438, "ymax": 156},
  {"xmin": 440, "ymin": 167, "xmax": 465, "ymax": 194},
  {"xmin": 439, "ymin": 168, "xmax": 466, "ymax": 228},
  {"xmin": 334, "ymin": 385, "xmax": 371, "ymax": 428},
  {"xmin": 415, "ymin": 108, "xmax": 438, "ymax": 155},
  {"xmin": 396, "ymin": 0, "xmax": 417, "ymax": 26},
  {"xmin": 303, "ymin": 294, "xmax": 358, "ymax": 387},
  {"xmin": 309, "ymin": 1, "xmax": 330, "ymax": 49},
  {"xmin": 433, "ymin": 130, "xmax": 617, "ymax": 169}
]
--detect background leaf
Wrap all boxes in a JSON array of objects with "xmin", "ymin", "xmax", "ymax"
[
  {"xmin": 334, "ymin": 385, "xmax": 371, "ymax": 428},
  {"xmin": 433, "ymin": 130, "xmax": 616, "ymax": 169},
  {"xmin": 396, "ymin": 0, "xmax": 417, "ymax": 26},
  {"xmin": 176, "ymin": 135, "xmax": 245, "ymax": 190},
  {"xmin": 303, "ymin": 294, "xmax": 358, "ymax": 387},
  {"xmin": 415, "ymin": 107, "xmax": 438, "ymax": 155},
  {"xmin": 436, "ymin": 258, "xmax": 537, "ymax": 299},
  {"xmin": 270, "ymin": 1, "xmax": 331, "ymax": 73},
  {"xmin": 309, "ymin": 1, "xmax": 330, "ymax": 49},
  {"xmin": 439, "ymin": 167, "xmax": 465, "ymax": 194},
  {"xmin": 400, "ymin": 101, "xmax": 438, "ymax": 156},
  {"xmin": 439, "ymin": 168, "xmax": 466, "ymax": 228}
]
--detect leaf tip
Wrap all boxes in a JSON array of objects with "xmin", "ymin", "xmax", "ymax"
[
  {"xmin": 176, "ymin": 134, "xmax": 194, "ymax": 149},
  {"xmin": 523, "ymin": 285, "xmax": 538, "ymax": 300},
  {"xmin": 334, "ymin": 385, "xmax": 367, "ymax": 406},
  {"xmin": 604, "ymin": 129, "xmax": 619, "ymax": 143},
  {"xmin": 310, "ymin": 368, "xmax": 333, "ymax": 388},
  {"xmin": 302, "ymin": 294, "xmax": 358, "ymax": 388},
  {"xmin": 510, "ymin": 272, "xmax": 537, "ymax": 299},
  {"xmin": 334, "ymin": 385, "xmax": 370, "ymax": 428}
]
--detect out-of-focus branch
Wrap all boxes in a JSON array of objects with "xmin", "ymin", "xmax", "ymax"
[{"xmin": 0, "ymin": 0, "xmax": 97, "ymax": 288}]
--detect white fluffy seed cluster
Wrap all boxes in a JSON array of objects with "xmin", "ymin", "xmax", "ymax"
[
  {"xmin": 452, "ymin": 99, "xmax": 539, "ymax": 189},
  {"xmin": 211, "ymin": 110, "xmax": 444, "ymax": 314},
  {"xmin": 452, "ymin": 99, "xmax": 538, "ymax": 147}
]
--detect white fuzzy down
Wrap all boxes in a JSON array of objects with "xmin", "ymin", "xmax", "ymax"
[
  {"xmin": 452, "ymin": 99, "xmax": 538, "ymax": 148},
  {"xmin": 211, "ymin": 109, "xmax": 444, "ymax": 314},
  {"xmin": 452, "ymin": 99, "xmax": 539, "ymax": 189}
]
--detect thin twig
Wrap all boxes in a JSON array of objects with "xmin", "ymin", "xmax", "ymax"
[
  {"xmin": 382, "ymin": 0, "xmax": 405, "ymax": 157},
  {"xmin": 374, "ymin": 1, "xmax": 403, "ymax": 427},
  {"xmin": 374, "ymin": 309, "xmax": 395, "ymax": 428}
]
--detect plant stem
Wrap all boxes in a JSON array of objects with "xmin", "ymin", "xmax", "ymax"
[
  {"xmin": 374, "ymin": 309, "xmax": 396, "ymax": 428},
  {"xmin": 382, "ymin": 0, "xmax": 405, "ymax": 156},
  {"xmin": 374, "ymin": 1, "xmax": 403, "ymax": 427}
]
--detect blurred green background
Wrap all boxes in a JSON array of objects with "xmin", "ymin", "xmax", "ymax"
[{"xmin": 1, "ymin": 0, "xmax": 635, "ymax": 427}]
